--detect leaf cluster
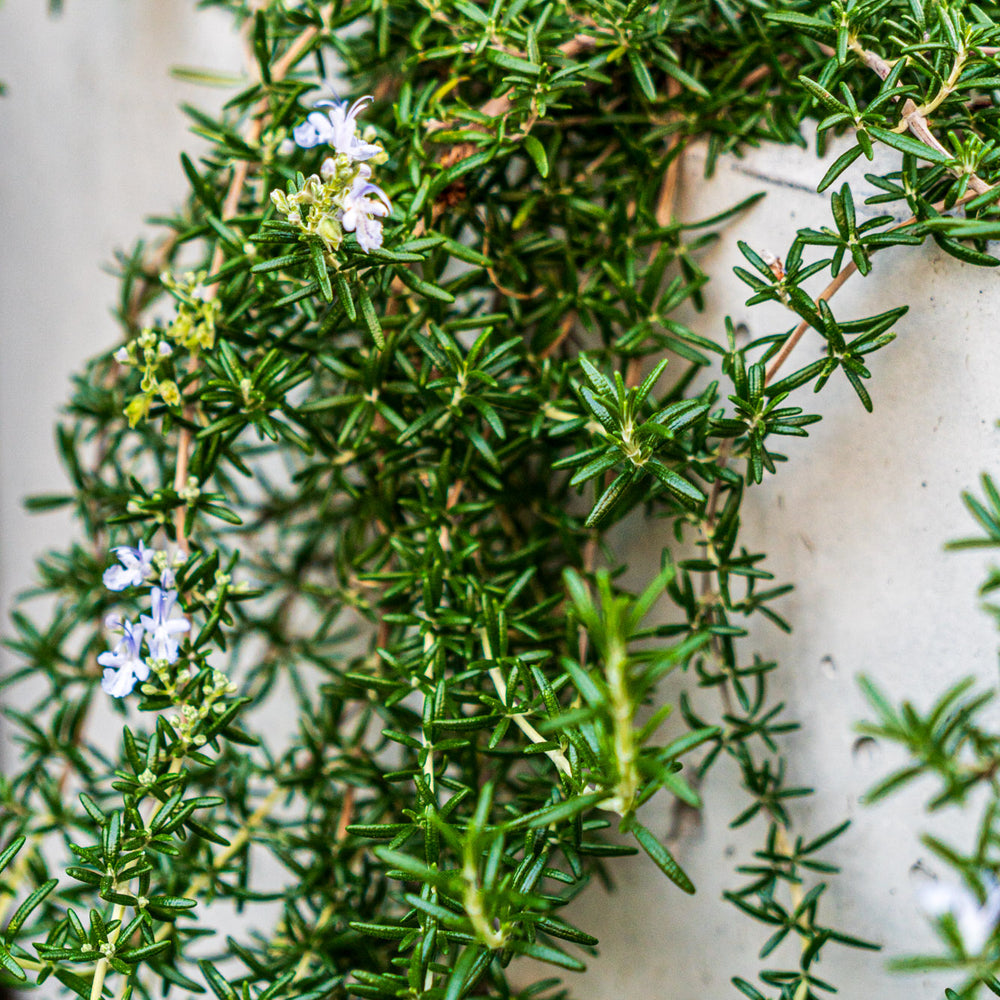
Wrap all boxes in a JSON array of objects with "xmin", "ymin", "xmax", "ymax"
[{"xmin": 6, "ymin": 2, "xmax": 1000, "ymax": 999}]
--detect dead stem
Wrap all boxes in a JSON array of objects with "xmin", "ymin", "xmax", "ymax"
[{"xmin": 171, "ymin": 8, "xmax": 335, "ymax": 552}]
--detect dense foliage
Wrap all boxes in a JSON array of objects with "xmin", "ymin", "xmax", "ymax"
[{"xmin": 5, "ymin": 2, "xmax": 1000, "ymax": 998}]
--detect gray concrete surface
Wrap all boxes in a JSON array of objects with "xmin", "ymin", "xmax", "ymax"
[{"xmin": 562, "ymin": 138, "xmax": 999, "ymax": 999}]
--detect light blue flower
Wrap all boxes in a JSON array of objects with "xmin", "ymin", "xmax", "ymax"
[
  {"xmin": 292, "ymin": 96, "xmax": 381, "ymax": 162},
  {"xmin": 140, "ymin": 587, "xmax": 190, "ymax": 663},
  {"xmin": 340, "ymin": 167, "xmax": 392, "ymax": 253},
  {"xmin": 292, "ymin": 109, "xmax": 334, "ymax": 148},
  {"xmin": 103, "ymin": 541, "xmax": 155, "ymax": 591},
  {"xmin": 918, "ymin": 877, "xmax": 1000, "ymax": 953},
  {"xmin": 98, "ymin": 620, "xmax": 148, "ymax": 698}
]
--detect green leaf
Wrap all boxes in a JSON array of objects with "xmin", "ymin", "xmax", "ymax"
[
  {"xmin": 23, "ymin": 493, "xmax": 72, "ymax": 512},
  {"xmin": 53, "ymin": 969, "xmax": 96, "ymax": 996},
  {"xmin": 532, "ymin": 915, "xmax": 599, "ymax": 946},
  {"xmin": 180, "ymin": 152, "xmax": 220, "ymax": 214},
  {"xmin": 0, "ymin": 944, "xmax": 25, "ymax": 982},
  {"xmin": 199, "ymin": 960, "xmax": 239, "ymax": 1000},
  {"xmin": 732, "ymin": 977, "xmax": 768, "ymax": 1000},
  {"xmin": 764, "ymin": 10, "xmax": 836, "ymax": 39},
  {"xmin": 170, "ymin": 65, "xmax": 244, "ymax": 88},
  {"xmin": 931, "ymin": 234, "xmax": 1000, "ymax": 268},
  {"xmin": 395, "ymin": 266, "xmax": 455, "ymax": 303},
  {"xmin": 349, "ymin": 921, "xmax": 410, "ymax": 940},
  {"xmin": 631, "ymin": 819, "xmax": 695, "ymax": 894},
  {"xmin": 863, "ymin": 765, "xmax": 923, "ymax": 804},
  {"xmin": 309, "ymin": 242, "xmax": 333, "ymax": 302},
  {"xmin": 357, "ymin": 284, "xmax": 385, "ymax": 349},
  {"xmin": 118, "ymin": 940, "xmax": 172, "ymax": 963},
  {"xmin": 580, "ymin": 388, "xmax": 616, "ymax": 433},
  {"xmin": 146, "ymin": 895, "xmax": 197, "ymax": 910},
  {"xmin": 65, "ymin": 867, "xmax": 103, "ymax": 886},
  {"xmin": 659, "ymin": 725, "xmax": 720, "ymax": 761},
  {"xmin": 562, "ymin": 658, "xmax": 606, "ymax": 709},
  {"xmin": 857, "ymin": 674, "xmax": 900, "ymax": 726},
  {"xmin": 585, "ymin": 470, "xmax": 635, "ymax": 528},
  {"xmin": 513, "ymin": 940, "xmax": 586, "ymax": 972},
  {"xmin": 503, "ymin": 791, "xmax": 606, "ymax": 832},
  {"xmin": 627, "ymin": 49, "xmax": 656, "ymax": 101},
  {"xmin": 6, "ymin": 878, "xmax": 58, "ymax": 938},
  {"xmin": 488, "ymin": 48, "xmax": 540, "ymax": 76},
  {"xmin": 801, "ymin": 819, "xmax": 851, "ymax": 855},
  {"xmin": 817, "ymin": 145, "xmax": 864, "ymax": 192},
  {"xmin": 659, "ymin": 59, "xmax": 710, "ymax": 98},
  {"xmin": 373, "ymin": 847, "xmax": 450, "ymax": 887},
  {"xmin": 334, "ymin": 272, "xmax": 357, "ymax": 321},
  {"xmin": 578, "ymin": 356, "xmax": 613, "ymax": 396},
  {"xmin": 442, "ymin": 946, "xmax": 482, "ymax": 1000},
  {"xmin": 522, "ymin": 135, "xmax": 549, "ymax": 178},
  {"xmin": 250, "ymin": 252, "xmax": 312, "ymax": 274},
  {"xmin": 0, "ymin": 836, "xmax": 24, "ymax": 876},
  {"xmin": 866, "ymin": 126, "xmax": 951, "ymax": 164},
  {"xmin": 843, "ymin": 367, "xmax": 873, "ymax": 412},
  {"xmin": 644, "ymin": 460, "xmax": 705, "ymax": 508},
  {"xmin": 798, "ymin": 75, "xmax": 846, "ymax": 114},
  {"xmin": 636, "ymin": 358, "xmax": 669, "ymax": 407}
]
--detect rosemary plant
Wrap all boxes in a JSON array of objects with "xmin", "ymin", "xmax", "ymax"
[
  {"xmin": 4, "ymin": 2, "xmax": 1000, "ymax": 999},
  {"xmin": 858, "ymin": 474, "xmax": 1000, "ymax": 999}
]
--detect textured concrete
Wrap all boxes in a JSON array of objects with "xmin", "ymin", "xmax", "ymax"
[
  {"xmin": 0, "ymin": 0, "xmax": 241, "ymax": 629},
  {"xmin": 563, "ymin": 138, "xmax": 1000, "ymax": 998}
]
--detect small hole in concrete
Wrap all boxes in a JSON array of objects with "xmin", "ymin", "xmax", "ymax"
[
  {"xmin": 852, "ymin": 735, "xmax": 880, "ymax": 766},
  {"xmin": 910, "ymin": 858, "xmax": 936, "ymax": 880}
]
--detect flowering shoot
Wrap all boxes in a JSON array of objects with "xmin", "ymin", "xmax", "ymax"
[
  {"xmin": 140, "ymin": 587, "xmax": 191, "ymax": 663},
  {"xmin": 103, "ymin": 541, "xmax": 155, "ymax": 591},
  {"xmin": 269, "ymin": 95, "xmax": 391, "ymax": 260},
  {"xmin": 98, "ymin": 619, "xmax": 148, "ymax": 698},
  {"xmin": 340, "ymin": 166, "xmax": 392, "ymax": 253},
  {"xmin": 98, "ymin": 541, "xmax": 192, "ymax": 699},
  {"xmin": 292, "ymin": 96, "xmax": 382, "ymax": 163}
]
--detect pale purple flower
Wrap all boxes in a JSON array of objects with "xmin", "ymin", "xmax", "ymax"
[
  {"xmin": 340, "ymin": 168, "xmax": 392, "ymax": 253},
  {"xmin": 98, "ymin": 620, "xmax": 148, "ymax": 698},
  {"xmin": 918, "ymin": 877, "xmax": 1000, "ymax": 953},
  {"xmin": 292, "ymin": 109, "xmax": 333, "ymax": 148},
  {"xmin": 140, "ymin": 587, "xmax": 190, "ymax": 663},
  {"xmin": 292, "ymin": 96, "xmax": 381, "ymax": 162},
  {"xmin": 103, "ymin": 541, "xmax": 155, "ymax": 591}
]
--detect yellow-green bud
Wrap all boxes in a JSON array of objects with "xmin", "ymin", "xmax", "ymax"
[
  {"xmin": 125, "ymin": 394, "xmax": 152, "ymax": 428},
  {"xmin": 158, "ymin": 380, "xmax": 181, "ymax": 406}
]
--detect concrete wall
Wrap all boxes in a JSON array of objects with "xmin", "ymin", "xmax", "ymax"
[
  {"xmin": 0, "ymin": 0, "xmax": 241, "ymax": 628},
  {"xmin": 567, "ymin": 140, "xmax": 999, "ymax": 998},
  {"xmin": 2, "ymin": 4, "xmax": 997, "ymax": 997}
]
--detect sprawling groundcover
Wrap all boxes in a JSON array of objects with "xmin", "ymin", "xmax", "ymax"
[{"xmin": 6, "ymin": 2, "xmax": 1000, "ymax": 998}]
